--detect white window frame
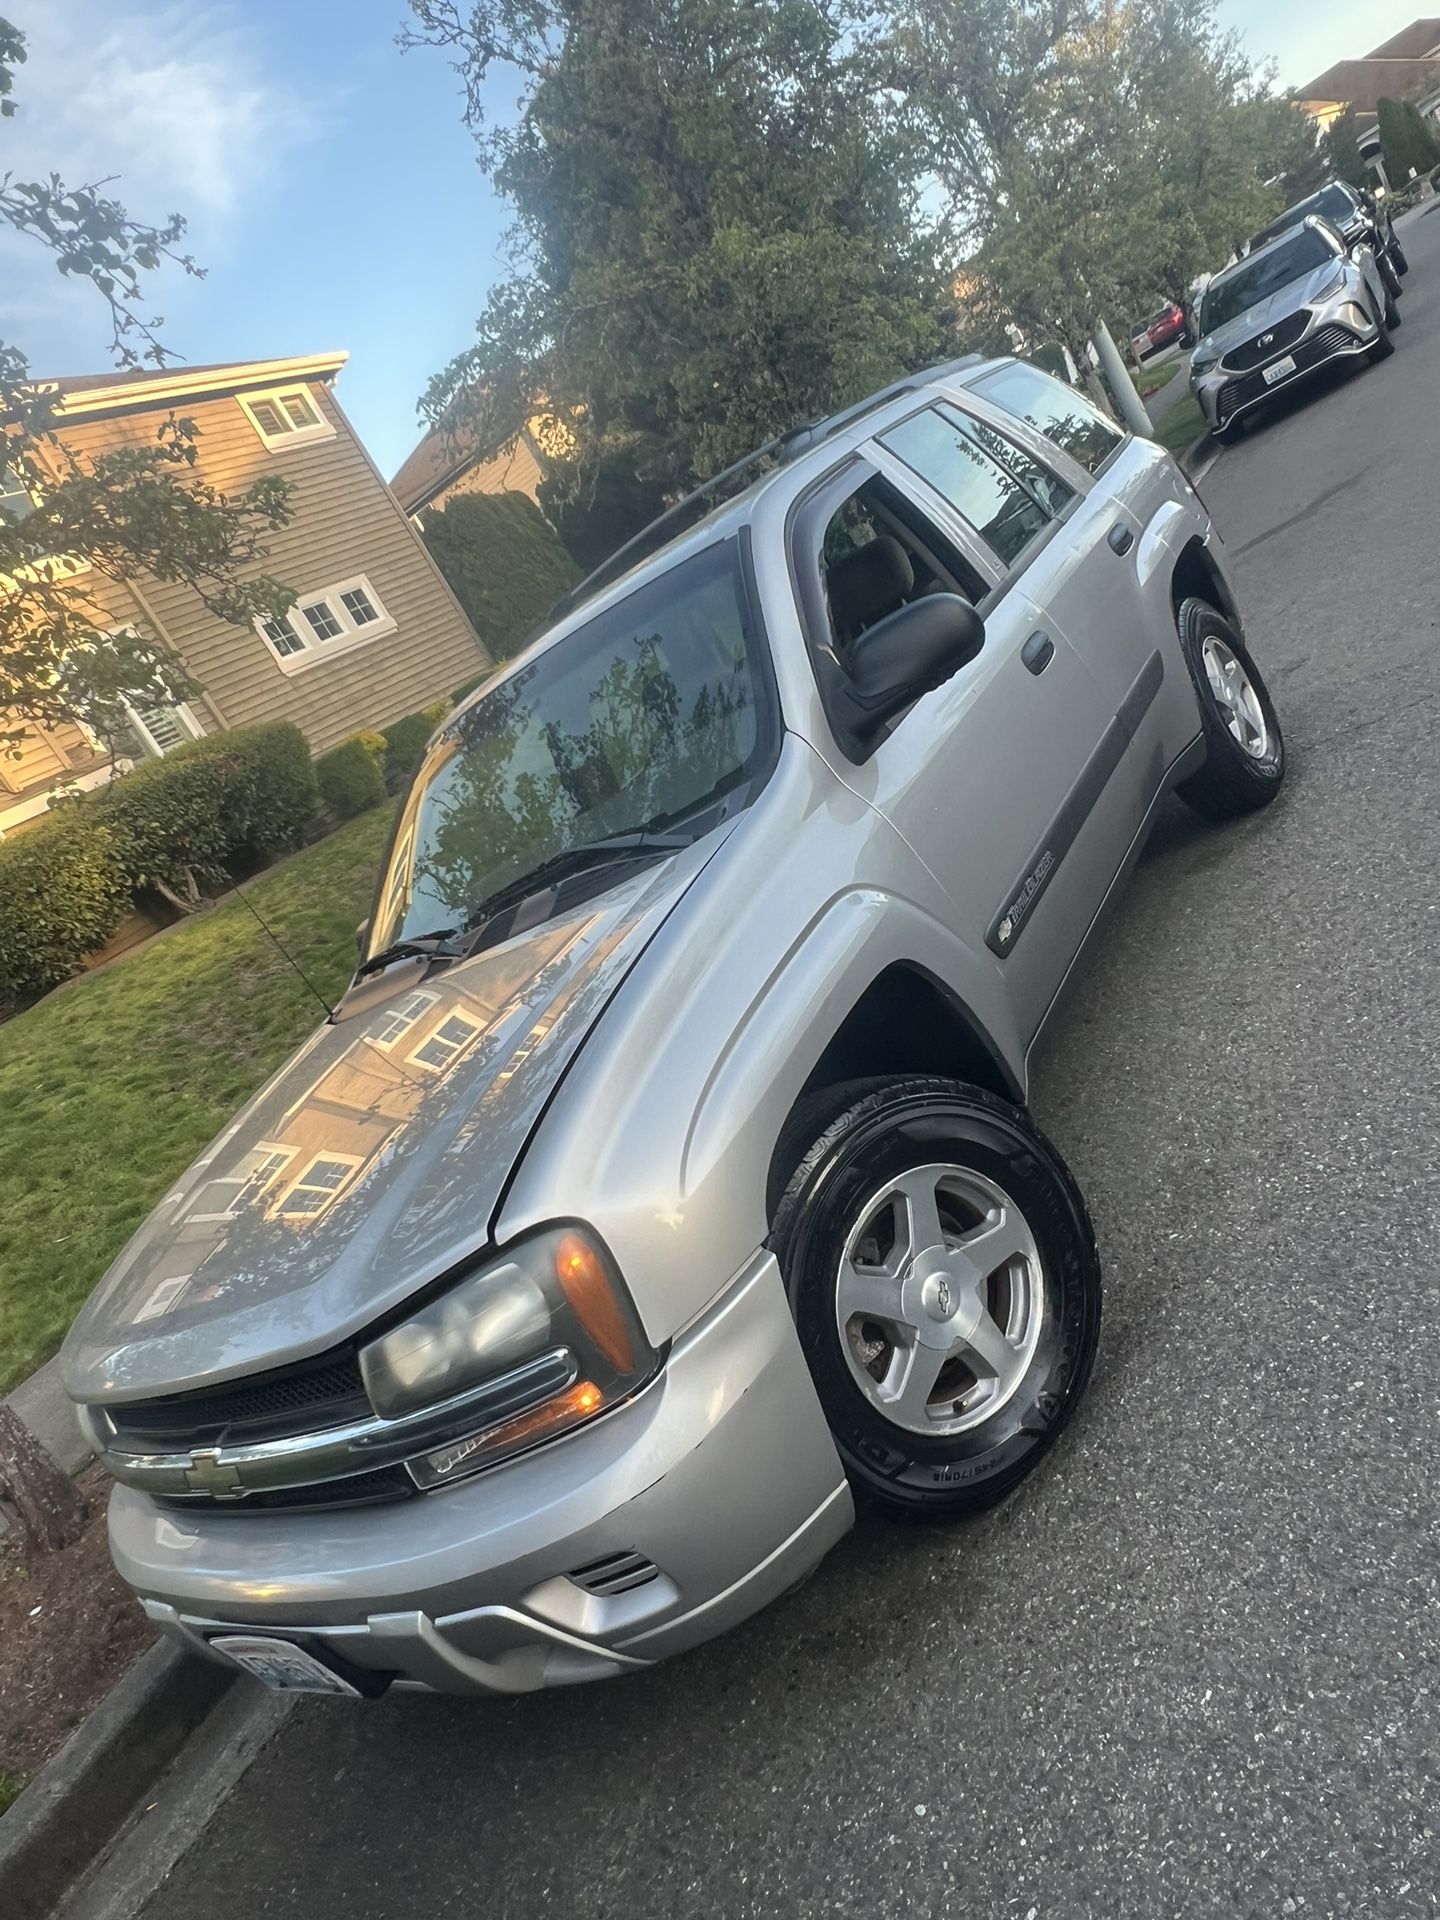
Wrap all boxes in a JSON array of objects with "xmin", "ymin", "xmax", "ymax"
[
  {"xmin": 368, "ymin": 988, "xmax": 439, "ymax": 1053},
  {"xmin": 253, "ymin": 573, "xmax": 396, "ymax": 675},
  {"xmin": 189, "ymin": 1142, "xmax": 296, "ymax": 1223},
  {"xmin": 122, "ymin": 694, "xmax": 204, "ymax": 759},
  {"xmin": 276, "ymin": 1151, "xmax": 363, "ymax": 1220},
  {"xmin": 407, "ymin": 1011, "xmax": 483, "ymax": 1075},
  {"xmin": 237, "ymin": 384, "xmax": 335, "ymax": 451}
]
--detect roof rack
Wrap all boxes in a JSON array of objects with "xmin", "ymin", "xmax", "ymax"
[{"xmin": 547, "ymin": 354, "xmax": 984, "ymax": 619}]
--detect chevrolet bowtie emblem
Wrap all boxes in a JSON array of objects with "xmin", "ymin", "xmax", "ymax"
[{"xmin": 184, "ymin": 1448, "xmax": 244, "ymax": 1497}]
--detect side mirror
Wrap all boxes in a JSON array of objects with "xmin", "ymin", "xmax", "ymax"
[
  {"xmin": 355, "ymin": 917, "xmax": 371, "ymax": 958},
  {"xmin": 838, "ymin": 594, "xmax": 986, "ymax": 747}
]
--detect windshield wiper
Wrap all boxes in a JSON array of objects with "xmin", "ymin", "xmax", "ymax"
[
  {"xmin": 354, "ymin": 928, "xmax": 465, "ymax": 980},
  {"xmin": 462, "ymin": 830, "xmax": 696, "ymax": 940}
]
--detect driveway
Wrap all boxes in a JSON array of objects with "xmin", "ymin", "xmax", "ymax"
[{"xmin": 140, "ymin": 210, "xmax": 1440, "ymax": 1920}]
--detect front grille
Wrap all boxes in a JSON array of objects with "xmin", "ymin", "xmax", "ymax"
[
  {"xmin": 1221, "ymin": 310, "xmax": 1308, "ymax": 372},
  {"xmin": 108, "ymin": 1347, "xmax": 371, "ymax": 1453},
  {"xmin": 1215, "ymin": 323, "xmax": 1360, "ymax": 424},
  {"xmin": 568, "ymin": 1549, "xmax": 660, "ymax": 1596},
  {"xmin": 157, "ymin": 1463, "xmax": 416, "ymax": 1514}
]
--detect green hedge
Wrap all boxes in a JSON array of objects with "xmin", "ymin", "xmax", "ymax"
[
  {"xmin": 0, "ymin": 808, "xmax": 129, "ymax": 1009},
  {"xmin": 381, "ymin": 700, "xmax": 449, "ymax": 793},
  {"xmin": 422, "ymin": 490, "xmax": 579, "ymax": 660},
  {"xmin": 94, "ymin": 722, "xmax": 318, "ymax": 903},
  {"xmin": 315, "ymin": 731, "xmax": 388, "ymax": 821}
]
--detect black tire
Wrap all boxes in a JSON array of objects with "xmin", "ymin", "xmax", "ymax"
[
  {"xmin": 1384, "ymin": 287, "xmax": 1402, "ymax": 329},
  {"xmin": 1379, "ymin": 250, "xmax": 1403, "ymax": 301},
  {"xmin": 1369, "ymin": 299, "xmax": 1396, "ymax": 362},
  {"xmin": 1174, "ymin": 598, "xmax": 1285, "ymax": 822},
  {"xmin": 771, "ymin": 1076, "xmax": 1101, "ymax": 1516},
  {"xmin": 1391, "ymin": 237, "xmax": 1409, "ymax": 277}
]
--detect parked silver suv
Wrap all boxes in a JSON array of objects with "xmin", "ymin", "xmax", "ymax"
[
  {"xmin": 1191, "ymin": 214, "xmax": 1398, "ymax": 443},
  {"xmin": 63, "ymin": 359, "xmax": 1285, "ymax": 1698}
]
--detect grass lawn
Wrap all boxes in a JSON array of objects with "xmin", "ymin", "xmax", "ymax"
[
  {"xmin": 1153, "ymin": 389, "xmax": 1210, "ymax": 456},
  {"xmin": 1133, "ymin": 356, "xmax": 1181, "ymax": 399},
  {"xmin": 0, "ymin": 806, "xmax": 394, "ymax": 1393}
]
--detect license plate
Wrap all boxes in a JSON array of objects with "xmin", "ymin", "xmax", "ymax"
[
  {"xmin": 1262, "ymin": 354, "xmax": 1297, "ymax": 386},
  {"xmin": 209, "ymin": 1634, "xmax": 359, "ymax": 1695}
]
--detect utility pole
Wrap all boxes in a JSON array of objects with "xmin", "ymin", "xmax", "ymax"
[{"xmin": 1092, "ymin": 318, "xmax": 1154, "ymax": 438}]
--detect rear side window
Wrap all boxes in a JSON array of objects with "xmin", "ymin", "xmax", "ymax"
[
  {"xmin": 878, "ymin": 403, "xmax": 1074, "ymax": 570},
  {"xmin": 971, "ymin": 363, "xmax": 1125, "ymax": 475}
]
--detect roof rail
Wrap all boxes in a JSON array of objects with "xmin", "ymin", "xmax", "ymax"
[{"xmin": 547, "ymin": 354, "xmax": 986, "ymax": 620}]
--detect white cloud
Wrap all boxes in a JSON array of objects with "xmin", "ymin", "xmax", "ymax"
[{"xmin": 1, "ymin": 1, "xmax": 318, "ymax": 365}]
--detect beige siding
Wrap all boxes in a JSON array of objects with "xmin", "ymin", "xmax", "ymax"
[
  {"xmin": 431, "ymin": 436, "xmax": 544, "ymax": 511},
  {"xmin": 54, "ymin": 380, "xmax": 490, "ymax": 755}
]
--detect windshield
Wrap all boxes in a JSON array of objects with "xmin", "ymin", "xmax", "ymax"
[
  {"xmin": 1200, "ymin": 229, "xmax": 1336, "ymax": 335},
  {"xmin": 369, "ymin": 538, "xmax": 772, "ymax": 954},
  {"xmin": 1251, "ymin": 187, "xmax": 1354, "ymax": 254}
]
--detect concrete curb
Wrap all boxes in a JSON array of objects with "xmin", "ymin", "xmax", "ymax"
[{"xmin": 0, "ymin": 1639, "xmax": 236, "ymax": 1920}]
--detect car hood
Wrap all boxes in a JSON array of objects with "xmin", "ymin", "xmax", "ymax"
[
  {"xmin": 1194, "ymin": 262, "xmax": 1348, "ymax": 362},
  {"xmin": 62, "ymin": 840, "xmax": 725, "ymax": 1404}
]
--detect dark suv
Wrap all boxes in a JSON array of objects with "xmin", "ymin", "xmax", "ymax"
[{"xmin": 1247, "ymin": 180, "xmax": 1408, "ymax": 294}]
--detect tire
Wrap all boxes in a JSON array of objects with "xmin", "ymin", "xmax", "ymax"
[
  {"xmin": 1369, "ymin": 299, "xmax": 1396, "ymax": 362},
  {"xmin": 1174, "ymin": 598, "xmax": 1285, "ymax": 821},
  {"xmin": 1384, "ymin": 286, "xmax": 1402, "ymax": 329},
  {"xmin": 770, "ymin": 1076, "xmax": 1102, "ymax": 1516},
  {"xmin": 1379, "ymin": 250, "xmax": 1403, "ymax": 301},
  {"xmin": 1391, "ymin": 237, "xmax": 1409, "ymax": 277}
]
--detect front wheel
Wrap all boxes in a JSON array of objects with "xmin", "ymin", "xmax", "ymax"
[
  {"xmin": 771, "ymin": 1077, "xmax": 1102, "ymax": 1516},
  {"xmin": 1390, "ymin": 237, "xmax": 1410, "ymax": 277},
  {"xmin": 1379, "ymin": 250, "xmax": 1403, "ymax": 301},
  {"xmin": 1369, "ymin": 299, "xmax": 1397, "ymax": 362},
  {"xmin": 1174, "ymin": 599, "xmax": 1285, "ymax": 821}
]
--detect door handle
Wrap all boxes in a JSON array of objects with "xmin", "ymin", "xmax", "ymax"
[
  {"xmin": 1107, "ymin": 523, "xmax": 1135, "ymax": 556},
  {"xmin": 1022, "ymin": 631, "xmax": 1055, "ymax": 675}
]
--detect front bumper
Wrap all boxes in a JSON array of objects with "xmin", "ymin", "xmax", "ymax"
[
  {"xmin": 111, "ymin": 1251, "xmax": 852, "ymax": 1695},
  {"xmin": 1192, "ymin": 307, "xmax": 1376, "ymax": 431}
]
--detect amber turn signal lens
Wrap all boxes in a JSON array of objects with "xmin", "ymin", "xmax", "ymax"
[{"xmin": 554, "ymin": 1231, "xmax": 636, "ymax": 1373}]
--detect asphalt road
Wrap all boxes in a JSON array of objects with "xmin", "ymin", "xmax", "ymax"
[{"xmin": 142, "ymin": 209, "xmax": 1440, "ymax": 1920}]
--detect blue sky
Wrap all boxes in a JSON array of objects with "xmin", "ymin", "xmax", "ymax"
[{"xmin": 0, "ymin": 1, "xmax": 1421, "ymax": 478}]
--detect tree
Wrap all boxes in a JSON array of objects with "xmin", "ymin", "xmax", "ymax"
[
  {"xmin": 422, "ymin": 490, "xmax": 580, "ymax": 656},
  {"xmin": 1, "ymin": 14, "xmax": 294, "ymax": 757},
  {"xmin": 1375, "ymin": 95, "xmax": 1440, "ymax": 186},
  {"xmin": 1322, "ymin": 107, "xmax": 1371, "ymax": 191},
  {"xmin": 895, "ymin": 0, "xmax": 1299, "ymax": 360},
  {"xmin": 402, "ymin": 0, "xmax": 951, "ymax": 537},
  {"xmin": 0, "ymin": 1402, "xmax": 87, "ymax": 1550}
]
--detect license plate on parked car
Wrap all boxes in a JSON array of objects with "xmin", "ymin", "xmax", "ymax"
[
  {"xmin": 209, "ymin": 1634, "xmax": 359, "ymax": 1694},
  {"xmin": 1263, "ymin": 355, "xmax": 1297, "ymax": 385}
]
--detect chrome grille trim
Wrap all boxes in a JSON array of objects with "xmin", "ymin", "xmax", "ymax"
[{"xmin": 90, "ymin": 1347, "xmax": 577, "ymax": 1503}]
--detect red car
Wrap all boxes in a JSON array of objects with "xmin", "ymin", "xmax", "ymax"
[{"xmin": 1139, "ymin": 301, "xmax": 1192, "ymax": 356}]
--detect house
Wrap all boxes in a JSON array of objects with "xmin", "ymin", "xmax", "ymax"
[
  {"xmin": 390, "ymin": 409, "xmax": 578, "ymax": 526},
  {"xmin": 1295, "ymin": 18, "xmax": 1440, "ymax": 179},
  {"xmin": 1, "ymin": 352, "xmax": 489, "ymax": 837}
]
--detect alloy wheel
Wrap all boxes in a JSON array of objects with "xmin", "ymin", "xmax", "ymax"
[
  {"xmin": 1201, "ymin": 635, "xmax": 1270, "ymax": 759},
  {"xmin": 834, "ymin": 1163, "xmax": 1044, "ymax": 1436}
]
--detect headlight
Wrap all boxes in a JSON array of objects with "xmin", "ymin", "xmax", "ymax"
[
  {"xmin": 360, "ymin": 1226, "xmax": 657, "ymax": 1481},
  {"xmin": 1311, "ymin": 265, "xmax": 1348, "ymax": 302},
  {"xmin": 1190, "ymin": 349, "xmax": 1218, "ymax": 375}
]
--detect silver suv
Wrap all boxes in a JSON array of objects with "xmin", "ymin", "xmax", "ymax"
[
  {"xmin": 1190, "ymin": 214, "xmax": 1399, "ymax": 443},
  {"xmin": 63, "ymin": 359, "xmax": 1285, "ymax": 1699}
]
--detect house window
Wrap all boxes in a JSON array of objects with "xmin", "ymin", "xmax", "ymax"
[
  {"xmin": 190, "ymin": 1143, "xmax": 294, "ymax": 1222},
  {"xmin": 369, "ymin": 988, "xmax": 439, "ymax": 1052},
  {"xmin": 254, "ymin": 575, "xmax": 396, "ymax": 674},
  {"xmin": 340, "ymin": 585, "xmax": 378, "ymax": 626},
  {"xmin": 261, "ymin": 613, "xmax": 307, "ymax": 658},
  {"xmin": 124, "ymin": 696, "xmax": 203, "ymax": 758},
  {"xmin": 300, "ymin": 598, "xmax": 344, "ymax": 641},
  {"xmin": 279, "ymin": 1153, "xmax": 362, "ymax": 1219},
  {"xmin": 1, "ymin": 464, "xmax": 35, "ymax": 523},
  {"xmin": 409, "ymin": 1012, "xmax": 482, "ymax": 1073},
  {"xmin": 237, "ymin": 385, "xmax": 334, "ymax": 450}
]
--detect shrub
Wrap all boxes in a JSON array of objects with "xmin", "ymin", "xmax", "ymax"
[
  {"xmin": 423, "ymin": 490, "xmax": 580, "ymax": 659},
  {"xmin": 90, "ymin": 722, "xmax": 317, "ymax": 907},
  {"xmin": 0, "ymin": 807, "xmax": 129, "ymax": 1009},
  {"xmin": 452, "ymin": 670, "xmax": 492, "ymax": 705},
  {"xmin": 381, "ymin": 700, "xmax": 449, "ymax": 793},
  {"xmin": 315, "ymin": 733, "xmax": 388, "ymax": 821}
]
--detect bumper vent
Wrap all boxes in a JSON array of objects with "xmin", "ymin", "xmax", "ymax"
[
  {"xmin": 568, "ymin": 1550, "xmax": 660, "ymax": 1597},
  {"xmin": 1222, "ymin": 310, "xmax": 1308, "ymax": 372}
]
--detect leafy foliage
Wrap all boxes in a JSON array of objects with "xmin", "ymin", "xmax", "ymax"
[
  {"xmin": 402, "ymin": 0, "xmax": 950, "ymax": 528},
  {"xmin": 0, "ymin": 806, "xmax": 128, "ymax": 1007},
  {"xmin": 0, "ymin": 15, "xmax": 294, "ymax": 747},
  {"xmin": 315, "ymin": 733, "xmax": 389, "ymax": 821},
  {"xmin": 422, "ymin": 489, "xmax": 579, "ymax": 654},
  {"xmin": 1322, "ymin": 108, "xmax": 1371, "ymax": 192},
  {"xmin": 1377, "ymin": 97, "xmax": 1440, "ymax": 187},
  {"xmin": 380, "ymin": 701, "xmax": 451, "ymax": 794}
]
